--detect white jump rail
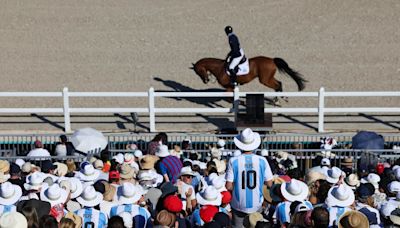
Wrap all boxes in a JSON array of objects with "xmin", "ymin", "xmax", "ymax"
[{"xmin": 0, "ymin": 87, "xmax": 399, "ymax": 133}]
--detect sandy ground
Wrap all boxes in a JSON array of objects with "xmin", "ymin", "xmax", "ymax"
[{"xmin": 0, "ymin": 0, "xmax": 399, "ymax": 133}]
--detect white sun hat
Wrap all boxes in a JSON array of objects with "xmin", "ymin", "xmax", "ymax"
[
  {"xmin": 388, "ymin": 181, "xmax": 400, "ymax": 193},
  {"xmin": 326, "ymin": 184, "xmax": 355, "ymax": 207},
  {"xmin": 361, "ymin": 173, "xmax": 381, "ymax": 189},
  {"xmin": 280, "ymin": 179, "xmax": 309, "ymax": 202},
  {"xmin": 179, "ymin": 166, "xmax": 196, "ymax": 177},
  {"xmin": 40, "ymin": 184, "xmax": 68, "ymax": 207},
  {"xmin": 134, "ymin": 150, "xmax": 143, "ymax": 158},
  {"xmin": 118, "ymin": 182, "xmax": 147, "ymax": 205},
  {"xmin": 233, "ymin": 150, "xmax": 242, "ymax": 157},
  {"xmin": 217, "ymin": 139, "xmax": 226, "ymax": 148},
  {"xmin": 76, "ymin": 185, "xmax": 103, "ymax": 207},
  {"xmin": 344, "ymin": 174, "xmax": 360, "ymax": 190},
  {"xmin": 58, "ymin": 177, "xmax": 83, "ymax": 199},
  {"xmin": 124, "ymin": 153, "xmax": 135, "ymax": 164},
  {"xmin": 24, "ymin": 172, "xmax": 47, "ymax": 191},
  {"xmin": 321, "ymin": 158, "xmax": 331, "ymax": 166},
  {"xmin": 211, "ymin": 175, "xmax": 227, "ymax": 192},
  {"xmin": 0, "ymin": 212, "xmax": 28, "ymax": 228},
  {"xmin": 137, "ymin": 170, "xmax": 163, "ymax": 188},
  {"xmin": 156, "ymin": 145, "xmax": 170, "ymax": 157},
  {"xmin": 261, "ymin": 149, "xmax": 269, "ymax": 157},
  {"xmin": 234, "ymin": 128, "xmax": 261, "ymax": 151},
  {"xmin": 196, "ymin": 186, "xmax": 222, "ymax": 206},
  {"xmin": 0, "ymin": 182, "xmax": 22, "ymax": 206},
  {"xmin": 15, "ymin": 159, "xmax": 25, "ymax": 169},
  {"xmin": 113, "ymin": 153, "xmax": 125, "ymax": 165},
  {"xmin": 0, "ymin": 173, "xmax": 10, "ymax": 184},
  {"xmin": 325, "ymin": 167, "xmax": 343, "ymax": 184},
  {"xmin": 77, "ymin": 164, "xmax": 100, "ymax": 182}
]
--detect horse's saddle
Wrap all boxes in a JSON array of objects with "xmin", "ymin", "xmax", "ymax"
[{"xmin": 226, "ymin": 56, "xmax": 250, "ymax": 76}]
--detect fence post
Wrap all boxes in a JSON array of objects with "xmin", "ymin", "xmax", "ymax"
[
  {"xmin": 318, "ymin": 87, "xmax": 325, "ymax": 133},
  {"xmin": 148, "ymin": 87, "xmax": 156, "ymax": 132},
  {"xmin": 62, "ymin": 87, "xmax": 72, "ymax": 133},
  {"xmin": 233, "ymin": 86, "xmax": 240, "ymax": 122}
]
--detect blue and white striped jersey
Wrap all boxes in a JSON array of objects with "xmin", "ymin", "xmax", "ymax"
[
  {"xmin": 0, "ymin": 205, "xmax": 16, "ymax": 216},
  {"xmin": 74, "ymin": 207, "xmax": 107, "ymax": 228},
  {"xmin": 226, "ymin": 153, "xmax": 273, "ymax": 213},
  {"xmin": 110, "ymin": 204, "xmax": 151, "ymax": 227},
  {"xmin": 325, "ymin": 205, "xmax": 352, "ymax": 228},
  {"xmin": 274, "ymin": 201, "xmax": 313, "ymax": 225}
]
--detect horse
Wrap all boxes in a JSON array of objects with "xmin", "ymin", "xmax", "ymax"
[{"xmin": 191, "ymin": 56, "xmax": 307, "ymax": 103}]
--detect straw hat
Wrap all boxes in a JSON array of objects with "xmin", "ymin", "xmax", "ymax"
[
  {"xmin": 338, "ymin": 210, "xmax": 369, "ymax": 228},
  {"xmin": 40, "ymin": 184, "xmax": 68, "ymax": 207},
  {"xmin": 234, "ymin": 128, "xmax": 261, "ymax": 151},
  {"xmin": 58, "ymin": 177, "xmax": 83, "ymax": 199},
  {"xmin": 0, "ymin": 172, "xmax": 10, "ymax": 184},
  {"xmin": 0, "ymin": 161, "xmax": 10, "ymax": 174},
  {"xmin": 64, "ymin": 212, "xmax": 82, "ymax": 228},
  {"xmin": 139, "ymin": 155, "xmax": 159, "ymax": 170},
  {"xmin": 326, "ymin": 184, "xmax": 355, "ymax": 207},
  {"xmin": 102, "ymin": 181, "xmax": 116, "ymax": 202},
  {"xmin": 77, "ymin": 164, "xmax": 100, "ymax": 182},
  {"xmin": 0, "ymin": 182, "xmax": 22, "ymax": 206},
  {"xmin": 345, "ymin": 174, "xmax": 360, "ymax": 190},
  {"xmin": 341, "ymin": 157, "xmax": 354, "ymax": 166},
  {"xmin": 213, "ymin": 159, "xmax": 226, "ymax": 174},
  {"xmin": 245, "ymin": 212, "xmax": 264, "ymax": 228},
  {"xmin": 196, "ymin": 186, "xmax": 222, "ymax": 206},
  {"xmin": 137, "ymin": 170, "xmax": 163, "ymax": 188},
  {"xmin": 117, "ymin": 182, "xmax": 147, "ymax": 205},
  {"xmin": 305, "ymin": 171, "xmax": 326, "ymax": 185},
  {"xmin": 156, "ymin": 145, "xmax": 170, "ymax": 157},
  {"xmin": 390, "ymin": 208, "xmax": 400, "ymax": 225},
  {"xmin": 156, "ymin": 210, "xmax": 176, "ymax": 227},
  {"xmin": 76, "ymin": 185, "xmax": 103, "ymax": 207},
  {"xmin": 325, "ymin": 167, "xmax": 343, "ymax": 184},
  {"xmin": 124, "ymin": 153, "xmax": 135, "ymax": 164},
  {"xmin": 54, "ymin": 162, "xmax": 68, "ymax": 177},
  {"xmin": 280, "ymin": 179, "xmax": 309, "ymax": 202},
  {"xmin": 24, "ymin": 172, "xmax": 47, "ymax": 191},
  {"xmin": 0, "ymin": 212, "xmax": 27, "ymax": 228},
  {"xmin": 21, "ymin": 162, "xmax": 33, "ymax": 173},
  {"xmin": 119, "ymin": 164, "xmax": 135, "ymax": 179},
  {"xmin": 93, "ymin": 160, "xmax": 104, "ymax": 169}
]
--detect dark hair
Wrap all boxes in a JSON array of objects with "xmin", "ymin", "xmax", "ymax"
[
  {"xmin": 21, "ymin": 206, "xmax": 39, "ymax": 228},
  {"xmin": 108, "ymin": 216, "xmax": 125, "ymax": 228},
  {"xmin": 60, "ymin": 135, "xmax": 68, "ymax": 143},
  {"xmin": 39, "ymin": 215, "xmax": 58, "ymax": 228},
  {"xmin": 316, "ymin": 180, "xmax": 331, "ymax": 204},
  {"xmin": 311, "ymin": 207, "xmax": 329, "ymax": 228},
  {"xmin": 59, "ymin": 218, "xmax": 75, "ymax": 228},
  {"xmin": 152, "ymin": 132, "xmax": 168, "ymax": 145},
  {"xmin": 255, "ymin": 221, "xmax": 272, "ymax": 228}
]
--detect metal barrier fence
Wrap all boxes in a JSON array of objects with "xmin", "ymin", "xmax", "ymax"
[
  {"xmin": 0, "ymin": 87, "xmax": 399, "ymax": 132},
  {"xmin": 1, "ymin": 133, "xmax": 400, "ymax": 156}
]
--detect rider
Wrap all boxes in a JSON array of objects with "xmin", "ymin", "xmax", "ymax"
[{"xmin": 225, "ymin": 26, "xmax": 245, "ymax": 86}]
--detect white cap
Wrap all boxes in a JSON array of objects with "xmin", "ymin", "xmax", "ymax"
[
  {"xmin": 321, "ymin": 158, "xmax": 331, "ymax": 166},
  {"xmin": 261, "ymin": 149, "xmax": 269, "ymax": 157}
]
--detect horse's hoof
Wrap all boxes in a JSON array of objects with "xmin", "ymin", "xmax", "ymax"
[
  {"xmin": 273, "ymin": 97, "xmax": 280, "ymax": 106},
  {"xmin": 281, "ymin": 96, "xmax": 289, "ymax": 102}
]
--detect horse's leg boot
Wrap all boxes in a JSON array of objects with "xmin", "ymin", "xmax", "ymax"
[{"xmin": 229, "ymin": 69, "xmax": 238, "ymax": 86}]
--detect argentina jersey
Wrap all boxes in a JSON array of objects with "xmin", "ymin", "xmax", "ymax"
[
  {"xmin": 0, "ymin": 205, "xmax": 16, "ymax": 216},
  {"xmin": 226, "ymin": 154, "xmax": 273, "ymax": 213},
  {"xmin": 110, "ymin": 204, "xmax": 151, "ymax": 227},
  {"xmin": 74, "ymin": 207, "xmax": 107, "ymax": 228}
]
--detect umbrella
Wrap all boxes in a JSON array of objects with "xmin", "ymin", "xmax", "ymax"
[
  {"xmin": 352, "ymin": 131, "xmax": 384, "ymax": 150},
  {"xmin": 70, "ymin": 128, "xmax": 108, "ymax": 154}
]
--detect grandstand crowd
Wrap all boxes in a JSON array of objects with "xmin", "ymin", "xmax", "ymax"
[{"xmin": 0, "ymin": 128, "xmax": 399, "ymax": 228}]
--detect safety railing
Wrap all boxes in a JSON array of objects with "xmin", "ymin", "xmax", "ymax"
[{"xmin": 0, "ymin": 87, "xmax": 399, "ymax": 133}]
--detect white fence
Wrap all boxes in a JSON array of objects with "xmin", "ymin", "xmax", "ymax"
[{"xmin": 0, "ymin": 87, "xmax": 399, "ymax": 133}]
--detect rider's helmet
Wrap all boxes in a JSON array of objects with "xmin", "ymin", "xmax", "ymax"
[{"xmin": 224, "ymin": 26, "xmax": 233, "ymax": 35}]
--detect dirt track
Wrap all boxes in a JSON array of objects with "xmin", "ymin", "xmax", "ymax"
[{"xmin": 0, "ymin": 1, "xmax": 399, "ymax": 133}]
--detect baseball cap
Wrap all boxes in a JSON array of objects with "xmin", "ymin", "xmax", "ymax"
[
  {"xmin": 356, "ymin": 183, "xmax": 375, "ymax": 198},
  {"xmin": 163, "ymin": 195, "xmax": 183, "ymax": 213},
  {"xmin": 321, "ymin": 158, "xmax": 330, "ymax": 166},
  {"xmin": 200, "ymin": 205, "xmax": 218, "ymax": 223},
  {"xmin": 109, "ymin": 170, "xmax": 120, "ymax": 179}
]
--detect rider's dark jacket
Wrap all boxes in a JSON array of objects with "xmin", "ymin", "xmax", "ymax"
[{"xmin": 228, "ymin": 33, "xmax": 241, "ymax": 58}]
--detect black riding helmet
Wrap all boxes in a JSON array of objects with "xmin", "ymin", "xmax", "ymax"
[{"xmin": 224, "ymin": 26, "xmax": 233, "ymax": 35}]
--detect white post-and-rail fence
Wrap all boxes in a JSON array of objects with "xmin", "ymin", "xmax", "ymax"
[{"xmin": 0, "ymin": 87, "xmax": 399, "ymax": 133}]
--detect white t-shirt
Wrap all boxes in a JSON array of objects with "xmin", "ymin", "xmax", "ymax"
[
  {"xmin": 27, "ymin": 148, "xmax": 51, "ymax": 157},
  {"xmin": 55, "ymin": 144, "xmax": 67, "ymax": 157}
]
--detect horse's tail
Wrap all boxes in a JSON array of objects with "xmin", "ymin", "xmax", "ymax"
[{"xmin": 274, "ymin": 58, "xmax": 307, "ymax": 91}]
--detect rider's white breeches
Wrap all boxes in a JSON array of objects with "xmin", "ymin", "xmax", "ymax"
[{"xmin": 229, "ymin": 49, "xmax": 244, "ymax": 70}]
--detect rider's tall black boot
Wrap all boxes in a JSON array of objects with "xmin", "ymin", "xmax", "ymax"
[{"xmin": 229, "ymin": 69, "xmax": 237, "ymax": 86}]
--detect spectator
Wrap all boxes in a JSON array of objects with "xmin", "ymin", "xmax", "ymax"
[
  {"xmin": 107, "ymin": 215, "xmax": 125, "ymax": 228},
  {"xmin": 147, "ymin": 132, "xmax": 168, "ymax": 155},
  {"xmin": 8, "ymin": 163, "xmax": 25, "ymax": 193},
  {"xmin": 176, "ymin": 166, "xmax": 197, "ymax": 213},
  {"xmin": 156, "ymin": 145, "xmax": 183, "ymax": 184},
  {"xmin": 0, "ymin": 182, "xmax": 22, "ymax": 216},
  {"xmin": 311, "ymin": 207, "xmax": 329, "ymax": 228},
  {"xmin": 74, "ymin": 186, "xmax": 107, "ymax": 228},
  {"xmin": 225, "ymin": 128, "xmax": 273, "ymax": 227},
  {"xmin": 21, "ymin": 206, "xmax": 39, "ymax": 228},
  {"xmin": 27, "ymin": 140, "xmax": 51, "ymax": 158},
  {"xmin": 324, "ymin": 184, "xmax": 355, "ymax": 227},
  {"xmin": 55, "ymin": 135, "xmax": 76, "ymax": 157},
  {"xmin": 0, "ymin": 212, "xmax": 28, "ymax": 228}
]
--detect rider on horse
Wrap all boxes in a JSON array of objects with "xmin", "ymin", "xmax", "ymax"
[{"xmin": 225, "ymin": 26, "xmax": 245, "ymax": 86}]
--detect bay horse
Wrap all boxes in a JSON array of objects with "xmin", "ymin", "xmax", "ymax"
[{"xmin": 191, "ymin": 56, "xmax": 307, "ymax": 103}]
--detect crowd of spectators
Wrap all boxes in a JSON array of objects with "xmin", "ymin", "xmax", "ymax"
[{"xmin": 0, "ymin": 128, "xmax": 399, "ymax": 227}]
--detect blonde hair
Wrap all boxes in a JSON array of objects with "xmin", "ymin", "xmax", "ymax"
[{"xmin": 66, "ymin": 159, "xmax": 76, "ymax": 173}]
